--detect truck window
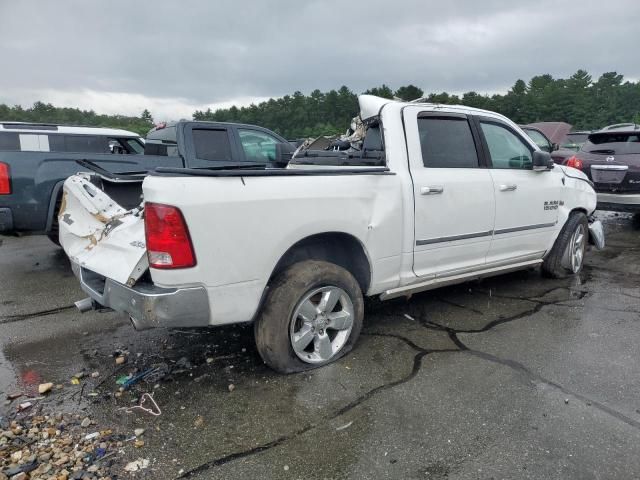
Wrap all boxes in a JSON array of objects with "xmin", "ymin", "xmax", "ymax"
[
  {"xmin": 0, "ymin": 132, "xmax": 20, "ymax": 151},
  {"xmin": 192, "ymin": 129, "xmax": 232, "ymax": 162},
  {"xmin": 48, "ymin": 134, "xmax": 110, "ymax": 153},
  {"xmin": 418, "ymin": 117, "xmax": 479, "ymax": 168},
  {"xmin": 238, "ymin": 129, "xmax": 279, "ymax": 162},
  {"xmin": 480, "ymin": 122, "xmax": 532, "ymax": 170}
]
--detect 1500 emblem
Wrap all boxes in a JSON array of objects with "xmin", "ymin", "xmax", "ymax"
[{"xmin": 544, "ymin": 200, "xmax": 563, "ymax": 211}]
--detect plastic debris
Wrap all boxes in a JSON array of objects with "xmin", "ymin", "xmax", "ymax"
[
  {"xmin": 17, "ymin": 401, "xmax": 33, "ymax": 411},
  {"xmin": 125, "ymin": 393, "xmax": 162, "ymax": 416},
  {"xmin": 85, "ymin": 432, "xmax": 100, "ymax": 440},
  {"xmin": 134, "ymin": 428, "xmax": 145, "ymax": 437},
  {"xmin": 336, "ymin": 421, "xmax": 353, "ymax": 431},
  {"xmin": 38, "ymin": 382, "xmax": 53, "ymax": 394},
  {"xmin": 124, "ymin": 458, "xmax": 150, "ymax": 472},
  {"xmin": 71, "ymin": 377, "xmax": 80, "ymax": 385},
  {"xmin": 228, "ymin": 384, "xmax": 236, "ymax": 392},
  {"xmin": 115, "ymin": 355, "xmax": 126, "ymax": 365}
]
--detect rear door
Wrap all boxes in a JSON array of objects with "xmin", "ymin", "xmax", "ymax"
[
  {"xmin": 403, "ymin": 106, "xmax": 495, "ymax": 278},
  {"xmin": 476, "ymin": 117, "xmax": 561, "ymax": 264}
]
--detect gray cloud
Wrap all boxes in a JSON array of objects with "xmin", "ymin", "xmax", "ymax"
[{"xmin": 0, "ymin": 0, "xmax": 638, "ymax": 118}]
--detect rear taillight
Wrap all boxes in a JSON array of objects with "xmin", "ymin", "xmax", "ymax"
[
  {"xmin": 565, "ymin": 156, "xmax": 583, "ymax": 170},
  {"xmin": 144, "ymin": 202, "xmax": 196, "ymax": 269},
  {"xmin": 0, "ymin": 162, "xmax": 10, "ymax": 195}
]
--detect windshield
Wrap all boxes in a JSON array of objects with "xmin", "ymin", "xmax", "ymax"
[{"xmin": 523, "ymin": 128, "xmax": 551, "ymax": 152}]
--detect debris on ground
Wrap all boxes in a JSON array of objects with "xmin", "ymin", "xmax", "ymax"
[
  {"xmin": 0, "ymin": 413, "xmax": 133, "ymax": 479},
  {"xmin": 37, "ymin": 383, "xmax": 53, "ymax": 395},
  {"xmin": 124, "ymin": 458, "xmax": 149, "ymax": 472}
]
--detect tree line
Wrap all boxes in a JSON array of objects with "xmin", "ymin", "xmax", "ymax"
[
  {"xmin": 0, "ymin": 102, "xmax": 155, "ymax": 136},
  {"xmin": 1, "ymin": 71, "xmax": 639, "ymax": 139},
  {"xmin": 194, "ymin": 70, "xmax": 640, "ymax": 138}
]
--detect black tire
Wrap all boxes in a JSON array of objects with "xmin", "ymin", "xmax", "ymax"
[
  {"xmin": 542, "ymin": 212, "xmax": 588, "ymax": 278},
  {"xmin": 254, "ymin": 260, "xmax": 364, "ymax": 373},
  {"xmin": 47, "ymin": 194, "xmax": 63, "ymax": 247}
]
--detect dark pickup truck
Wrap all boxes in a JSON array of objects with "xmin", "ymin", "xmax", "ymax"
[{"xmin": 0, "ymin": 121, "xmax": 291, "ymax": 242}]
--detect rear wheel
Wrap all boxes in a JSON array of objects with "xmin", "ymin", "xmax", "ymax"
[
  {"xmin": 542, "ymin": 212, "xmax": 588, "ymax": 278},
  {"xmin": 254, "ymin": 260, "xmax": 363, "ymax": 373}
]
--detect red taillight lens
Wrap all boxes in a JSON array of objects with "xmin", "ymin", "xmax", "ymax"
[
  {"xmin": 144, "ymin": 202, "xmax": 196, "ymax": 269},
  {"xmin": 0, "ymin": 162, "xmax": 11, "ymax": 195},
  {"xmin": 565, "ymin": 156, "xmax": 583, "ymax": 170}
]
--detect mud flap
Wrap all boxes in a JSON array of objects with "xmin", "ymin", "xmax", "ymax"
[{"xmin": 59, "ymin": 174, "xmax": 148, "ymax": 286}]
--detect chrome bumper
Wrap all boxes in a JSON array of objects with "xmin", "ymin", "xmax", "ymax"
[
  {"xmin": 597, "ymin": 192, "xmax": 640, "ymax": 212},
  {"xmin": 72, "ymin": 263, "xmax": 210, "ymax": 330}
]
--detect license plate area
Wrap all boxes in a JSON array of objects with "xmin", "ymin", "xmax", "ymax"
[{"xmin": 591, "ymin": 165, "xmax": 627, "ymax": 184}]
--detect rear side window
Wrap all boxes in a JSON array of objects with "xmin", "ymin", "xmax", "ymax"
[
  {"xmin": 49, "ymin": 135, "xmax": 110, "ymax": 153},
  {"xmin": 418, "ymin": 117, "xmax": 479, "ymax": 168},
  {"xmin": 0, "ymin": 132, "xmax": 20, "ymax": 151},
  {"xmin": 192, "ymin": 129, "xmax": 232, "ymax": 161}
]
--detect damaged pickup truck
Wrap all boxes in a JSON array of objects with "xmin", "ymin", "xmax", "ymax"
[{"xmin": 60, "ymin": 95, "xmax": 605, "ymax": 373}]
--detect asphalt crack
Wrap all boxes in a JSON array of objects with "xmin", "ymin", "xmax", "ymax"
[
  {"xmin": 178, "ymin": 334, "xmax": 458, "ymax": 478},
  {"xmin": 0, "ymin": 305, "xmax": 75, "ymax": 324}
]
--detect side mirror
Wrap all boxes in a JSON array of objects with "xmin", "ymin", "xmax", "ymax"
[
  {"xmin": 532, "ymin": 150, "xmax": 554, "ymax": 171},
  {"xmin": 272, "ymin": 142, "xmax": 296, "ymax": 168},
  {"xmin": 552, "ymin": 143, "xmax": 559, "ymax": 151}
]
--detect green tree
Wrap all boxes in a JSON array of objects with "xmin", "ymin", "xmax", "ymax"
[{"xmin": 394, "ymin": 85, "xmax": 424, "ymax": 101}]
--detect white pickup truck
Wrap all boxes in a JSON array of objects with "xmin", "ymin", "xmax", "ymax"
[{"xmin": 59, "ymin": 95, "xmax": 604, "ymax": 373}]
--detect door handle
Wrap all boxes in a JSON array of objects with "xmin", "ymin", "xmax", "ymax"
[
  {"xmin": 420, "ymin": 185, "xmax": 444, "ymax": 195},
  {"xmin": 499, "ymin": 184, "xmax": 517, "ymax": 192}
]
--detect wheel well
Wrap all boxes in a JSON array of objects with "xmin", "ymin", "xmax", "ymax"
[
  {"xmin": 569, "ymin": 207, "xmax": 589, "ymax": 217},
  {"xmin": 271, "ymin": 232, "xmax": 371, "ymax": 293}
]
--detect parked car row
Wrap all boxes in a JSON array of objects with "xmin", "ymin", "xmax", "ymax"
[{"xmin": 521, "ymin": 122, "xmax": 640, "ymax": 213}]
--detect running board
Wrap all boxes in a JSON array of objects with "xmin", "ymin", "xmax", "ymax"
[{"xmin": 380, "ymin": 259, "xmax": 543, "ymax": 301}]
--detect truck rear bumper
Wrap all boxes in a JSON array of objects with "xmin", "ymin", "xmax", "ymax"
[
  {"xmin": 72, "ymin": 263, "xmax": 211, "ymax": 330},
  {"xmin": 0, "ymin": 208, "xmax": 13, "ymax": 232},
  {"xmin": 597, "ymin": 192, "xmax": 640, "ymax": 213}
]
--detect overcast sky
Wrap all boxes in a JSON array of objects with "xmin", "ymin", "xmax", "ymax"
[{"xmin": 0, "ymin": 0, "xmax": 638, "ymax": 120}]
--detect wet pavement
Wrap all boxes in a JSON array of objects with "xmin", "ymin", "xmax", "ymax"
[{"xmin": 1, "ymin": 212, "xmax": 639, "ymax": 479}]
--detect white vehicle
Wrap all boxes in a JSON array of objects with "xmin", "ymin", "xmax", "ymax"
[{"xmin": 60, "ymin": 95, "xmax": 604, "ymax": 373}]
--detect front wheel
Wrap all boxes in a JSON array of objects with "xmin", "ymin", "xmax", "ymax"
[
  {"xmin": 542, "ymin": 212, "xmax": 588, "ymax": 278},
  {"xmin": 254, "ymin": 260, "xmax": 364, "ymax": 373}
]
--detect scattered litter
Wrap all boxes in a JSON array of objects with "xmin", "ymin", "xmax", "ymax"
[
  {"xmin": 115, "ymin": 356, "xmax": 126, "ymax": 365},
  {"xmin": 38, "ymin": 382, "xmax": 53, "ymax": 394},
  {"xmin": 134, "ymin": 439, "xmax": 145, "ymax": 448},
  {"xmin": 124, "ymin": 458, "xmax": 150, "ymax": 472},
  {"xmin": 125, "ymin": 393, "xmax": 162, "ymax": 416},
  {"xmin": 564, "ymin": 398, "xmax": 569, "ymax": 404},
  {"xmin": 85, "ymin": 431, "xmax": 100, "ymax": 440},
  {"xmin": 17, "ymin": 401, "xmax": 33, "ymax": 412},
  {"xmin": 71, "ymin": 377, "xmax": 80, "ymax": 385},
  {"xmin": 336, "ymin": 421, "xmax": 353, "ymax": 431},
  {"xmin": 404, "ymin": 314, "xmax": 416, "ymax": 322},
  {"xmin": 134, "ymin": 428, "xmax": 145, "ymax": 437},
  {"xmin": 228, "ymin": 383, "xmax": 236, "ymax": 392},
  {"xmin": 206, "ymin": 357, "xmax": 214, "ymax": 364},
  {"xmin": 91, "ymin": 371, "xmax": 100, "ymax": 378},
  {"xmin": 74, "ymin": 371, "xmax": 86, "ymax": 379},
  {"xmin": 194, "ymin": 416, "xmax": 204, "ymax": 428}
]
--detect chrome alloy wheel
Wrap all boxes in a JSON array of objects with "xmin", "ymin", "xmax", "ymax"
[
  {"xmin": 569, "ymin": 223, "xmax": 586, "ymax": 273},
  {"xmin": 289, "ymin": 286, "xmax": 354, "ymax": 364}
]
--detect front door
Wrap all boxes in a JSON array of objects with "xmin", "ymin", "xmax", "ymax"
[
  {"xmin": 403, "ymin": 107, "xmax": 495, "ymax": 278},
  {"xmin": 476, "ymin": 118, "xmax": 561, "ymax": 264}
]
